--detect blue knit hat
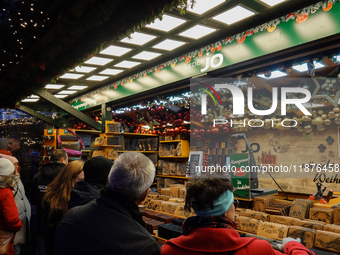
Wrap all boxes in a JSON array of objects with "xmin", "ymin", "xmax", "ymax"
[{"xmin": 195, "ymin": 190, "xmax": 234, "ymax": 216}]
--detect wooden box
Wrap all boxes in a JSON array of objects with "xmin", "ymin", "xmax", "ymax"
[
  {"xmin": 257, "ymin": 222, "xmax": 289, "ymax": 240},
  {"xmin": 162, "ymin": 162, "xmax": 170, "ymax": 175},
  {"xmin": 179, "ymin": 188, "xmax": 186, "ymax": 199},
  {"xmin": 293, "ymin": 219, "xmax": 324, "ymax": 230},
  {"xmin": 309, "ymin": 207, "xmax": 334, "ymax": 224},
  {"xmin": 253, "ymin": 196, "xmax": 276, "ymax": 212},
  {"xmin": 107, "ymin": 149, "xmax": 118, "ymax": 160},
  {"xmin": 235, "ymin": 216, "xmax": 261, "ymax": 234},
  {"xmin": 289, "ymin": 199, "xmax": 313, "ymax": 219},
  {"xmin": 238, "ymin": 210, "xmax": 270, "ymax": 222},
  {"xmin": 176, "ymin": 163, "xmax": 187, "ymax": 176},
  {"xmin": 314, "ymin": 230, "xmax": 340, "ymax": 253},
  {"xmin": 174, "ymin": 205, "xmax": 191, "ymax": 218},
  {"xmin": 323, "ymin": 224, "xmax": 340, "ymax": 234},
  {"xmin": 334, "ymin": 207, "xmax": 340, "ymax": 225},
  {"xmin": 269, "ymin": 215, "xmax": 299, "ymax": 226},
  {"xmin": 170, "ymin": 185, "xmax": 180, "ymax": 198},
  {"xmin": 92, "ymin": 150, "xmax": 105, "ymax": 157},
  {"xmin": 161, "ymin": 188, "xmax": 170, "ymax": 196},
  {"xmin": 157, "ymin": 177, "xmax": 164, "ymax": 192},
  {"xmin": 159, "ymin": 195, "xmax": 171, "ymax": 201},
  {"xmin": 169, "ymin": 162, "xmax": 177, "ymax": 175},
  {"xmin": 287, "ymin": 226, "xmax": 315, "ymax": 248},
  {"xmin": 164, "ymin": 178, "xmax": 182, "ymax": 188}
]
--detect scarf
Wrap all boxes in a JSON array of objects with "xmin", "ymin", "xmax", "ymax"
[{"xmin": 182, "ymin": 215, "xmax": 238, "ymax": 235}]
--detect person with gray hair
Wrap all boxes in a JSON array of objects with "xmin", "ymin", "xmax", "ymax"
[{"xmin": 55, "ymin": 152, "xmax": 160, "ymax": 255}]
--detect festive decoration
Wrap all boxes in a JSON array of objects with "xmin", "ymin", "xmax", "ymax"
[{"xmin": 69, "ymin": 0, "xmax": 340, "ymax": 106}]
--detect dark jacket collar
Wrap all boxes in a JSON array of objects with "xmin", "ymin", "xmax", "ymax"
[{"xmin": 99, "ymin": 187, "xmax": 145, "ymax": 227}]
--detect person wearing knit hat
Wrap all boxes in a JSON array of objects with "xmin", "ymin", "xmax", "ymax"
[
  {"xmin": 0, "ymin": 158, "xmax": 23, "ymax": 255},
  {"xmin": 68, "ymin": 156, "xmax": 113, "ymax": 209},
  {"xmin": 0, "ymin": 154, "xmax": 31, "ymax": 255},
  {"xmin": 161, "ymin": 178, "xmax": 315, "ymax": 255}
]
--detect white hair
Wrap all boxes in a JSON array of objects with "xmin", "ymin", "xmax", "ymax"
[{"xmin": 108, "ymin": 152, "xmax": 155, "ymax": 201}]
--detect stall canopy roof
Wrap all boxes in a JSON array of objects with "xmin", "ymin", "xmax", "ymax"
[{"xmin": 0, "ymin": 0, "xmax": 332, "ymax": 109}]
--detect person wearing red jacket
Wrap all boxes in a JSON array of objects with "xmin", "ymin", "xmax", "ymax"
[
  {"xmin": 161, "ymin": 178, "xmax": 314, "ymax": 255},
  {"xmin": 0, "ymin": 158, "xmax": 23, "ymax": 255}
]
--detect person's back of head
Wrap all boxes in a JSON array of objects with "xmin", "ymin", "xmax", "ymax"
[
  {"xmin": 83, "ymin": 156, "xmax": 113, "ymax": 188},
  {"xmin": 185, "ymin": 177, "xmax": 234, "ymax": 216},
  {"xmin": 51, "ymin": 149, "xmax": 68, "ymax": 164},
  {"xmin": 108, "ymin": 152, "xmax": 155, "ymax": 202},
  {"xmin": 0, "ymin": 158, "xmax": 15, "ymax": 188}
]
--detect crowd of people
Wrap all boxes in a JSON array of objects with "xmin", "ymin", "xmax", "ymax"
[{"xmin": 0, "ymin": 136, "xmax": 316, "ymax": 255}]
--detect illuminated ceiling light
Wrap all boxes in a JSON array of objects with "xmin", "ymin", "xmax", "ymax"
[
  {"xmin": 334, "ymin": 55, "xmax": 340, "ymax": 62},
  {"xmin": 292, "ymin": 62, "xmax": 325, "ymax": 72},
  {"xmin": 59, "ymin": 73, "xmax": 84, "ymax": 79},
  {"xmin": 132, "ymin": 51, "xmax": 161, "ymax": 60},
  {"xmin": 86, "ymin": 75, "xmax": 109, "ymax": 81},
  {"xmin": 258, "ymin": 0, "xmax": 287, "ymax": 7},
  {"xmin": 68, "ymin": 85, "xmax": 88, "ymax": 90},
  {"xmin": 187, "ymin": 0, "xmax": 225, "ymax": 15},
  {"xmin": 146, "ymin": 14, "xmax": 186, "ymax": 32},
  {"xmin": 100, "ymin": 68, "xmax": 124, "ymax": 75},
  {"xmin": 114, "ymin": 61, "xmax": 141, "ymax": 68},
  {"xmin": 212, "ymin": 5, "xmax": 255, "ymax": 25},
  {"xmin": 100, "ymin": 45, "xmax": 132, "ymax": 56},
  {"xmin": 257, "ymin": 70, "xmax": 287, "ymax": 79},
  {"xmin": 179, "ymin": 25, "xmax": 217, "ymax": 39},
  {"xmin": 121, "ymin": 32, "xmax": 156, "ymax": 45},
  {"xmin": 45, "ymin": 84, "xmax": 65, "ymax": 89},
  {"xmin": 84, "ymin": 56, "xmax": 113, "ymax": 66},
  {"xmin": 153, "ymin": 39, "xmax": 186, "ymax": 51},
  {"xmin": 72, "ymin": 66, "xmax": 97, "ymax": 73},
  {"xmin": 58, "ymin": 90, "xmax": 77, "ymax": 94},
  {"xmin": 54, "ymin": 94, "xmax": 68, "ymax": 98},
  {"xmin": 29, "ymin": 95, "xmax": 39, "ymax": 98},
  {"xmin": 22, "ymin": 98, "xmax": 39, "ymax": 102}
]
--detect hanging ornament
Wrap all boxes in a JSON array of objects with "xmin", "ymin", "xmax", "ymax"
[
  {"xmin": 267, "ymin": 25, "xmax": 276, "ymax": 32},
  {"xmin": 314, "ymin": 117, "xmax": 324, "ymax": 125},
  {"xmin": 333, "ymin": 107, "xmax": 339, "ymax": 113},
  {"xmin": 323, "ymin": 2, "xmax": 333, "ymax": 11},
  {"xmin": 297, "ymin": 126, "xmax": 304, "ymax": 132},
  {"xmin": 304, "ymin": 125, "xmax": 312, "ymax": 133},
  {"xmin": 328, "ymin": 111, "xmax": 335, "ymax": 119},
  {"xmin": 324, "ymin": 119, "xmax": 331, "ymax": 125},
  {"xmin": 237, "ymin": 35, "xmax": 246, "ymax": 44},
  {"xmin": 296, "ymin": 13, "xmax": 309, "ymax": 23},
  {"xmin": 318, "ymin": 110, "xmax": 324, "ymax": 115},
  {"xmin": 317, "ymin": 125, "xmax": 325, "ymax": 131},
  {"xmin": 321, "ymin": 114, "xmax": 328, "ymax": 120},
  {"xmin": 335, "ymin": 118, "xmax": 340, "ymax": 124}
]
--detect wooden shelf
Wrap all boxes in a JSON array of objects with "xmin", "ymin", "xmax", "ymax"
[
  {"xmin": 120, "ymin": 150, "xmax": 158, "ymax": 153},
  {"xmin": 159, "ymin": 140, "xmax": 184, "ymax": 143},
  {"xmin": 106, "ymin": 132, "xmax": 158, "ymax": 136},
  {"xmin": 98, "ymin": 145, "xmax": 121, "ymax": 147},
  {"xmin": 74, "ymin": 129, "xmax": 102, "ymax": 134},
  {"xmin": 151, "ymin": 234, "xmax": 167, "ymax": 244},
  {"xmin": 159, "ymin": 156, "xmax": 188, "ymax": 159},
  {"xmin": 157, "ymin": 175, "xmax": 189, "ymax": 180},
  {"xmin": 82, "ymin": 150, "xmax": 91, "ymax": 153}
]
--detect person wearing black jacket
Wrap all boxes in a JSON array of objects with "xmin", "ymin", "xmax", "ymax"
[
  {"xmin": 30, "ymin": 149, "xmax": 68, "ymax": 255},
  {"xmin": 8, "ymin": 135, "xmax": 33, "ymax": 195},
  {"xmin": 55, "ymin": 152, "xmax": 160, "ymax": 255},
  {"xmin": 68, "ymin": 156, "xmax": 113, "ymax": 209}
]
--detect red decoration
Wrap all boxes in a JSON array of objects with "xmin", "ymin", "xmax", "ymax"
[{"xmin": 237, "ymin": 35, "xmax": 246, "ymax": 44}]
